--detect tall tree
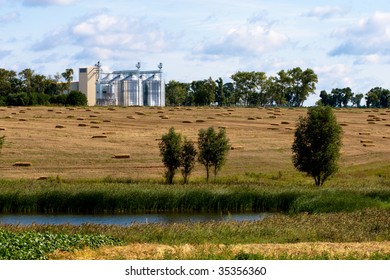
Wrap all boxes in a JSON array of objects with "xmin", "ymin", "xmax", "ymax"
[
  {"xmin": 198, "ymin": 127, "xmax": 230, "ymax": 182},
  {"xmin": 285, "ymin": 67, "xmax": 318, "ymax": 107},
  {"xmin": 191, "ymin": 78, "xmax": 215, "ymax": 106},
  {"xmin": 292, "ymin": 106, "xmax": 342, "ymax": 186},
  {"xmin": 165, "ymin": 80, "xmax": 187, "ymax": 106},
  {"xmin": 61, "ymin": 68, "xmax": 74, "ymax": 94},
  {"xmin": 180, "ymin": 138, "xmax": 197, "ymax": 184},
  {"xmin": 159, "ymin": 127, "xmax": 183, "ymax": 184}
]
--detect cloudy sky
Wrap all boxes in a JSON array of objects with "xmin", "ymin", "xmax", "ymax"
[{"xmin": 1, "ymin": 0, "xmax": 390, "ymax": 105}]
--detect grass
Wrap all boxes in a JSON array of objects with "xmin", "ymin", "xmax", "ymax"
[
  {"xmin": 0, "ymin": 178, "xmax": 389, "ymax": 214},
  {"xmin": 1, "ymin": 208, "xmax": 390, "ymax": 259}
]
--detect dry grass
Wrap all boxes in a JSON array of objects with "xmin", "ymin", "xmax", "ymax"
[
  {"xmin": 50, "ymin": 242, "xmax": 390, "ymax": 260},
  {"xmin": 0, "ymin": 106, "xmax": 389, "ymax": 180}
]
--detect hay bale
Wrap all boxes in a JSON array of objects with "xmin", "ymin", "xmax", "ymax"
[
  {"xmin": 135, "ymin": 111, "xmax": 145, "ymax": 116},
  {"xmin": 92, "ymin": 135, "xmax": 107, "ymax": 139},
  {"xmin": 161, "ymin": 116, "xmax": 169, "ymax": 119},
  {"xmin": 363, "ymin": 144, "xmax": 375, "ymax": 147},
  {"xmin": 231, "ymin": 146, "xmax": 244, "ymax": 150},
  {"xmin": 281, "ymin": 121, "xmax": 290, "ymax": 125},
  {"xmin": 18, "ymin": 119, "xmax": 27, "ymax": 121},
  {"xmin": 269, "ymin": 115, "xmax": 277, "ymax": 119},
  {"xmin": 55, "ymin": 125, "xmax": 65, "ymax": 129},
  {"xmin": 285, "ymin": 127, "xmax": 294, "ymax": 131},
  {"xmin": 13, "ymin": 162, "xmax": 32, "ymax": 167},
  {"xmin": 196, "ymin": 120, "xmax": 205, "ymax": 123},
  {"xmin": 90, "ymin": 126, "xmax": 100, "ymax": 129},
  {"xmin": 90, "ymin": 121, "xmax": 101, "ymax": 124},
  {"xmin": 113, "ymin": 154, "xmax": 130, "ymax": 159},
  {"xmin": 0, "ymin": 128, "xmax": 5, "ymax": 131},
  {"xmin": 157, "ymin": 110, "xmax": 164, "ymax": 114},
  {"xmin": 78, "ymin": 124, "xmax": 87, "ymax": 127},
  {"xmin": 47, "ymin": 109, "xmax": 54, "ymax": 112},
  {"xmin": 368, "ymin": 121, "xmax": 376, "ymax": 124},
  {"xmin": 267, "ymin": 127, "xmax": 279, "ymax": 130},
  {"xmin": 89, "ymin": 115, "xmax": 98, "ymax": 118},
  {"xmin": 340, "ymin": 123, "xmax": 348, "ymax": 127},
  {"xmin": 56, "ymin": 111, "xmax": 62, "ymax": 114},
  {"xmin": 207, "ymin": 117, "xmax": 216, "ymax": 120},
  {"xmin": 360, "ymin": 140, "xmax": 374, "ymax": 144},
  {"xmin": 248, "ymin": 117, "xmax": 256, "ymax": 120},
  {"xmin": 386, "ymin": 124, "xmax": 390, "ymax": 127},
  {"xmin": 127, "ymin": 116, "xmax": 136, "ymax": 119},
  {"xmin": 183, "ymin": 120, "xmax": 192, "ymax": 123},
  {"xmin": 359, "ymin": 132, "xmax": 371, "ymax": 135},
  {"xmin": 108, "ymin": 107, "xmax": 116, "ymax": 111},
  {"xmin": 271, "ymin": 123, "xmax": 279, "ymax": 126},
  {"xmin": 102, "ymin": 120, "xmax": 111, "ymax": 123},
  {"xmin": 368, "ymin": 115, "xmax": 376, "ymax": 118},
  {"xmin": 77, "ymin": 118, "xmax": 84, "ymax": 121}
]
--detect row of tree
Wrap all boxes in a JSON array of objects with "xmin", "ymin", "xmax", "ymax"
[
  {"xmin": 0, "ymin": 68, "xmax": 86, "ymax": 106},
  {"xmin": 159, "ymin": 127, "xmax": 230, "ymax": 184},
  {"xmin": 319, "ymin": 87, "xmax": 390, "ymax": 108},
  {"xmin": 166, "ymin": 67, "xmax": 319, "ymax": 107}
]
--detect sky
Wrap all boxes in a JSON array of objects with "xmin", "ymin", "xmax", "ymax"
[{"xmin": 1, "ymin": 0, "xmax": 390, "ymax": 105}]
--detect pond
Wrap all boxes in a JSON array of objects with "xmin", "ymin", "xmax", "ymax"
[{"xmin": 0, "ymin": 213, "xmax": 268, "ymax": 226}]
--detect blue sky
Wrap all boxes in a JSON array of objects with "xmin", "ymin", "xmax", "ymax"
[{"xmin": 1, "ymin": 0, "xmax": 390, "ymax": 105}]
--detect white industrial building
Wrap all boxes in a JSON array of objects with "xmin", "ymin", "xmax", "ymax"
[{"xmin": 77, "ymin": 62, "xmax": 165, "ymax": 107}]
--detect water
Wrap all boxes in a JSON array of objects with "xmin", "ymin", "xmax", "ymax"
[{"xmin": 0, "ymin": 213, "xmax": 267, "ymax": 226}]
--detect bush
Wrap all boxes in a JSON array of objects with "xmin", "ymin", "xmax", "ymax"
[{"xmin": 66, "ymin": 90, "xmax": 87, "ymax": 106}]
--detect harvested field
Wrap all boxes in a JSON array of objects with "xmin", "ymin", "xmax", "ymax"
[{"xmin": 0, "ymin": 106, "xmax": 388, "ymax": 180}]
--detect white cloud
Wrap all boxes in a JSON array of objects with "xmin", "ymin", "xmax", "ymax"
[
  {"xmin": 329, "ymin": 12, "xmax": 390, "ymax": 59},
  {"xmin": 30, "ymin": 13, "xmax": 170, "ymax": 60},
  {"xmin": 196, "ymin": 23, "xmax": 289, "ymax": 59},
  {"xmin": 303, "ymin": 6, "xmax": 346, "ymax": 19}
]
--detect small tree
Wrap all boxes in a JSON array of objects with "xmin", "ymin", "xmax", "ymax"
[
  {"xmin": 198, "ymin": 127, "xmax": 230, "ymax": 182},
  {"xmin": 180, "ymin": 138, "xmax": 197, "ymax": 184},
  {"xmin": 292, "ymin": 106, "xmax": 342, "ymax": 186},
  {"xmin": 66, "ymin": 90, "xmax": 87, "ymax": 106},
  {"xmin": 159, "ymin": 127, "xmax": 182, "ymax": 184}
]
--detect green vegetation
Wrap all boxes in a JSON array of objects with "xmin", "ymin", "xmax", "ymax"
[
  {"xmin": 180, "ymin": 137, "xmax": 197, "ymax": 184},
  {"xmin": 0, "ymin": 228, "xmax": 122, "ymax": 260},
  {"xmin": 292, "ymin": 106, "xmax": 342, "ymax": 186},
  {"xmin": 0, "ymin": 179, "xmax": 389, "ymax": 214},
  {"xmin": 197, "ymin": 127, "xmax": 230, "ymax": 182},
  {"xmin": 159, "ymin": 127, "xmax": 183, "ymax": 184}
]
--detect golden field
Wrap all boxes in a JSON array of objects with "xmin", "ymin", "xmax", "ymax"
[{"xmin": 0, "ymin": 106, "xmax": 389, "ymax": 180}]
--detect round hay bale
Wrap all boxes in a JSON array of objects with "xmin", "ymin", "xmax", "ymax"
[
  {"xmin": 55, "ymin": 125, "xmax": 65, "ymax": 129},
  {"xmin": 78, "ymin": 123, "xmax": 87, "ymax": 127},
  {"xmin": 161, "ymin": 116, "xmax": 169, "ymax": 119},
  {"xmin": 248, "ymin": 117, "xmax": 256, "ymax": 120},
  {"xmin": 92, "ymin": 135, "xmax": 107, "ymax": 139},
  {"xmin": 183, "ymin": 120, "xmax": 192, "ymax": 123},
  {"xmin": 281, "ymin": 121, "xmax": 290, "ymax": 125},
  {"xmin": 77, "ymin": 118, "xmax": 85, "ymax": 121},
  {"xmin": 13, "ymin": 162, "xmax": 32, "ymax": 167}
]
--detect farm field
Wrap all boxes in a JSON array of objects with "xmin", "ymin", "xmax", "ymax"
[
  {"xmin": 0, "ymin": 105, "xmax": 389, "ymax": 260},
  {"xmin": 0, "ymin": 106, "xmax": 389, "ymax": 181}
]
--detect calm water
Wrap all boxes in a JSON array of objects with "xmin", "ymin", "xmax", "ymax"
[{"xmin": 0, "ymin": 213, "xmax": 267, "ymax": 226}]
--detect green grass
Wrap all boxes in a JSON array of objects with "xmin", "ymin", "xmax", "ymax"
[
  {"xmin": 2, "ymin": 208, "xmax": 389, "ymax": 245},
  {"xmin": 0, "ymin": 178, "xmax": 389, "ymax": 214}
]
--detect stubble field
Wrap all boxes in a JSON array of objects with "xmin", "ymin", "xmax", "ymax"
[{"xmin": 0, "ymin": 106, "xmax": 389, "ymax": 181}]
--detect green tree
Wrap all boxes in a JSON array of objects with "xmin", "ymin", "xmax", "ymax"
[
  {"xmin": 191, "ymin": 78, "xmax": 216, "ymax": 106},
  {"xmin": 165, "ymin": 80, "xmax": 187, "ymax": 106},
  {"xmin": 180, "ymin": 138, "xmax": 197, "ymax": 184},
  {"xmin": 292, "ymin": 106, "xmax": 342, "ymax": 186},
  {"xmin": 61, "ymin": 68, "xmax": 74, "ymax": 93},
  {"xmin": 231, "ymin": 71, "xmax": 268, "ymax": 106},
  {"xmin": 198, "ymin": 127, "xmax": 230, "ymax": 182},
  {"xmin": 159, "ymin": 127, "xmax": 183, "ymax": 184},
  {"xmin": 66, "ymin": 90, "xmax": 87, "ymax": 106}
]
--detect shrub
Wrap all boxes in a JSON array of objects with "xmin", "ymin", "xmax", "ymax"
[{"xmin": 159, "ymin": 127, "xmax": 182, "ymax": 184}]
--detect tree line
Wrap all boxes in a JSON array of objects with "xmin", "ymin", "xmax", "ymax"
[
  {"xmin": 166, "ymin": 67, "xmax": 318, "ymax": 107},
  {"xmin": 0, "ymin": 68, "xmax": 87, "ymax": 106},
  {"xmin": 319, "ymin": 87, "xmax": 390, "ymax": 108}
]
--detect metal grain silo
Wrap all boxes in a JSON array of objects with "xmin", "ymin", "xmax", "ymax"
[
  {"xmin": 143, "ymin": 74, "xmax": 164, "ymax": 106},
  {"xmin": 121, "ymin": 74, "xmax": 143, "ymax": 106}
]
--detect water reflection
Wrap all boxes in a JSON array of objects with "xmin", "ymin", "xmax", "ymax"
[{"xmin": 0, "ymin": 213, "xmax": 267, "ymax": 226}]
